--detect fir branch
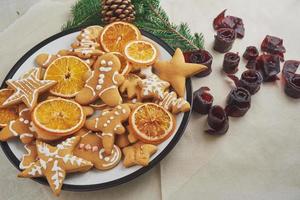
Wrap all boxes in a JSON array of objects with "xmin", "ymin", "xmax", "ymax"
[{"xmin": 62, "ymin": 0, "xmax": 204, "ymax": 51}]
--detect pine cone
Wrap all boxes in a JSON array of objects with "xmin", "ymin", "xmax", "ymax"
[{"xmin": 102, "ymin": 0, "xmax": 136, "ymax": 24}]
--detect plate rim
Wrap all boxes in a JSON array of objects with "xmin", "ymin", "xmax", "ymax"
[{"xmin": 0, "ymin": 26, "xmax": 193, "ymax": 191}]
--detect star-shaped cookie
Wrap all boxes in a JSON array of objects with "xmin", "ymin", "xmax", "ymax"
[
  {"xmin": 18, "ymin": 136, "xmax": 93, "ymax": 196},
  {"xmin": 153, "ymin": 48, "xmax": 207, "ymax": 97},
  {"xmin": 119, "ymin": 74, "xmax": 142, "ymax": 99},
  {"xmin": 19, "ymin": 142, "xmax": 37, "ymax": 170},
  {"xmin": 138, "ymin": 73, "xmax": 170, "ymax": 100},
  {"xmin": 122, "ymin": 142, "xmax": 157, "ymax": 168},
  {"xmin": 3, "ymin": 68, "xmax": 56, "ymax": 109}
]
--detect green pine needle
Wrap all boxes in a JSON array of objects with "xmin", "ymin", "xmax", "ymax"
[{"xmin": 62, "ymin": 0, "xmax": 204, "ymax": 51}]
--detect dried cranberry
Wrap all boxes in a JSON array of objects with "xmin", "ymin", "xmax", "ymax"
[
  {"xmin": 261, "ymin": 35, "xmax": 286, "ymax": 61},
  {"xmin": 255, "ymin": 54, "xmax": 280, "ymax": 82},
  {"xmin": 213, "ymin": 9, "xmax": 245, "ymax": 38},
  {"xmin": 206, "ymin": 105, "xmax": 229, "ymax": 135},
  {"xmin": 223, "ymin": 52, "xmax": 240, "ymax": 74},
  {"xmin": 282, "ymin": 60, "xmax": 300, "ymax": 98},
  {"xmin": 225, "ymin": 87, "xmax": 251, "ymax": 117},
  {"xmin": 243, "ymin": 46, "xmax": 259, "ymax": 60},
  {"xmin": 193, "ymin": 87, "xmax": 214, "ymax": 114},
  {"xmin": 184, "ymin": 49, "xmax": 213, "ymax": 77},
  {"xmin": 245, "ymin": 59, "xmax": 257, "ymax": 69},
  {"xmin": 213, "ymin": 28, "xmax": 236, "ymax": 53},
  {"xmin": 228, "ymin": 69, "xmax": 263, "ymax": 95}
]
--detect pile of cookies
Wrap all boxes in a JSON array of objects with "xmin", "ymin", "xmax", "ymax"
[{"xmin": 0, "ymin": 22, "xmax": 206, "ymax": 195}]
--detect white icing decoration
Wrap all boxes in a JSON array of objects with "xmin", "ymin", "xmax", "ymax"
[
  {"xmin": 103, "ymin": 123, "xmax": 108, "ymax": 127},
  {"xmin": 99, "ymin": 85, "xmax": 116, "ymax": 96},
  {"xmin": 51, "ymin": 160, "xmax": 64, "ymax": 190},
  {"xmin": 8, "ymin": 121, "xmax": 18, "ymax": 136},
  {"xmin": 96, "ymin": 85, "xmax": 102, "ymax": 90},
  {"xmin": 28, "ymin": 163, "xmax": 42, "ymax": 176},
  {"xmin": 19, "ymin": 144, "xmax": 34, "ymax": 170},
  {"xmin": 112, "ymin": 71, "xmax": 119, "ymax": 85},
  {"xmin": 42, "ymin": 55, "xmax": 52, "ymax": 66},
  {"xmin": 99, "ymin": 67, "xmax": 112, "ymax": 72},
  {"xmin": 19, "ymin": 118, "xmax": 24, "ymax": 122},
  {"xmin": 114, "ymin": 111, "xmax": 120, "ymax": 115},
  {"xmin": 108, "ymin": 61, "xmax": 113, "ymax": 66},
  {"xmin": 95, "ymin": 118, "xmax": 99, "ymax": 129},
  {"xmin": 100, "ymin": 60, "xmax": 106, "ymax": 65},
  {"xmin": 140, "ymin": 74, "xmax": 169, "ymax": 99},
  {"xmin": 102, "ymin": 132, "xmax": 113, "ymax": 137},
  {"xmin": 114, "ymin": 124, "xmax": 122, "ymax": 131},
  {"xmin": 20, "ymin": 133, "xmax": 33, "ymax": 139},
  {"xmin": 24, "ymin": 120, "xmax": 29, "ymax": 124},
  {"xmin": 122, "ymin": 109, "xmax": 127, "ymax": 114},
  {"xmin": 110, "ymin": 116, "xmax": 114, "ymax": 120},
  {"xmin": 85, "ymin": 71, "xmax": 96, "ymax": 96}
]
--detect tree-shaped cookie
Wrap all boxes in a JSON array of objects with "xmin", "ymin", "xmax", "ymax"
[
  {"xmin": 18, "ymin": 136, "xmax": 93, "ymax": 196},
  {"xmin": 85, "ymin": 104, "xmax": 131, "ymax": 155},
  {"xmin": 75, "ymin": 53, "xmax": 125, "ymax": 106}
]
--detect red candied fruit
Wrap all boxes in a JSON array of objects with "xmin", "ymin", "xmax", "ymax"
[{"xmin": 261, "ymin": 35, "xmax": 286, "ymax": 61}]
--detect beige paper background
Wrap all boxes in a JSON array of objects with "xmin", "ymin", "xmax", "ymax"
[{"xmin": 0, "ymin": 0, "xmax": 300, "ymax": 199}]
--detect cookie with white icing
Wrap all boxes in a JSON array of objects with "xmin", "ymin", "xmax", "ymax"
[
  {"xmin": 74, "ymin": 131, "xmax": 121, "ymax": 170},
  {"xmin": 19, "ymin": 142, "xmax": 37, "ymax": 170},
  {"xmin": 18, "ymin": 136, "xmax": 93, "ymax": 196},
  {"xmin": 0, "ymin": 104, "xmax": 36, "ymax": 144},
  {"xmin": 85, "ymin": 104, "xmax": 131, "ymax": 155},
  {"xmin": 157, "ymin": 91, "xmax": 190, "ymax": 114},
  {"xmin": 75, "ymin": 53, "xmax": 125, "ymax": 106}
]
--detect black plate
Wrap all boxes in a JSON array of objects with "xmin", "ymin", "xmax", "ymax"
[{"xmin": 0, "ymin": 26, "xmax": 193, "ymax": 191}]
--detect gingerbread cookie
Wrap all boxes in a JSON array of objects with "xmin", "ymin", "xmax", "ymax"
[
  {"xmin": 138, "ymin": 73, "xmax": 170, "ymax": 100},
  {"xmin": 85, "ymin": 104, "xmax": 131, "ymax": 155},
  {"xmin": 127, "ymin": 125, "xmax": 138, "ymax": 144},
  {"xmin": 157, "ymin": 91, "xmax": 190, "ymax": 114},
  {"xmin": 0, "ymin": 88, "xmax": 19, "ymax": 127},
  {"xmin": 2, "ymin": 68, "xmax": 57, "ymax": 109},
  {"xmin": 76, "ymin": 25, "xmax": 103, "ymax": 41},
  {"xmin": 153, "ymin": 48, "xmax": 207, "ymax": 97},
  {"xmin": 119, "ymin": 73, "xmax": 142, "ymax": 99},
  {"xmin": 35, "ymin": 53, "xmax": 59, "ymax": 68},
  {"xmin": 116, "ymin": 134, "xmax": 130, "ymax": 148},
  {"xmin": 0, "ymin": 105, "xmax": 36, "ymax": 144},
  {"xmin": 75, "ymin": 53, "xmax": 125, "ymax": 106},
  {"xmin": 123, "ymin": 142, "xmax": 157, "ymax": 168},
  {"xmin": 18, "ymin": 136, "xmax": 93, "ymax": 196},
  {"xmin": 19, "ymin": 142, "xmax": 37, "ymax": 170},
  {"xmin": 74, "ymin": 132, "xmax": 122, "ymax": 170}
]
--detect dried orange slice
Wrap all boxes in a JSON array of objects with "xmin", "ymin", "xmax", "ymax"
[
  {"xmin": 124, "ymin": 40, "xmax": 158, "ymax": 66},
  {"xmin": 129, "ymin": 103, "xmax": 175, "ymax": 144},
  {"xmin": 32, "ymin": 98, "xmax": 85, "ymax": 136},
  {"xmin": 112, "ymin": 52, "xmax": 132, "ymax": 75},
  {"xmin": 44, "ymin": 56, "xmax": 90, "ymax": 97},
  {"xmin": 100, "ymin": 22, "xmax": 141, "ymax": 53},
  {"xmin": 0, "ymin": 89, "xmax": 19, "ymax": 127}
]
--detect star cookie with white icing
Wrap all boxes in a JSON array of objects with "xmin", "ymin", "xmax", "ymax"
[
  {"xmin": 123, "ymin": 142, "xmax": 157, "ymax": 168},
  {"xmin": 85, "ymin": 104, "xmax": 131, "ymax": 155},
  {"xmin": 18, "ymin": 136, "xmax": 93, "ymax": 196},
  {"xmin": 74, "ymin": 131, "xmax": 122, "ymax": 170},
  {"xmin": 138, "ymin": 73, "xmax": 170, "ymax": 100},
  {"xmin": 157, "ymin": 91, "xmax": 190, "ymax": 114},
  {"xmin": 2, "ymin": 68, "xmax": 56, "ymax": 109},
  {"xmin": 0, "ymin": 105, "xmax": 36, "ymax": 144}
]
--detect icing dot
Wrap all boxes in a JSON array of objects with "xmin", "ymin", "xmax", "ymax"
[
  {"xmin": 108, "ymin": 61, "xmax": 113, "ymax": 66},
  {"xmin": 99, "ymin": 74, "xmax": 105, "ymax": 78},
  {"xmin": 104, "ymin": 123, "xmax": 108, "ymax": 127},
  {"xmin": 122, "ymin": 109, "xmax": 127, "ymax": 114},
  {"xmin": 79, "ymin": 144, "xmax": 84, "ymax": 149},
  {"xmin": 117, "ymin": 105, "xmax": 122, "ymax": 109},
  {"xmin": 96, "ymin": 85, "xmax": 102, "ymax": 90},
  {"xmin": 104, "ymin": 157, "xmax": 110, "ymax": 161},
  {"xmin": 110, "ymin": 116, "xmax": 114, "ymax": 120},
  {"xmin": 85, "ymin": 144, "xmax": 92, "ymax": 150},
  {"xmin": 19, "ymin": 118, "xmax": 24, "ymax": 122},
  {"xmin": 101, "ymin": 60, "xmax": 106, "ymax": 65},
  {"xmin": 92, "ymin": 146, "xmax": 98, "ymax": 152},
  {"xmin": 98, "ymin": 79, "xmax": 104, "ymax": 84},
  {"xmin": 114, "ymin": 111, "xmax": 120, "ymax": 115},
  {"xmin": 24, "ymin": 120, "xmax": 29, "ymax": 124},
  {"xmin": 107, "ymin": 120, "xmax": 111, "ymax": 124}
]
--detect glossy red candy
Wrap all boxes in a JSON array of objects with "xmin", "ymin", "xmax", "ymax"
[
  {"xmin": 261, "ymin": 35, "xmax": 286, "ymax": 61},
  {"xmin": 225, "ymin": 87, "xmax": 251, "ymax": 117},
  {"xmin": 213, "ymin": 28, "xmax": 236, "ymax": 53},
  {"xmin": 184, "ymin": 49, "xmax": 213, "ymax": 77},
  {"xmin": 206, "ymin": 105, "xmax": 229, "ymax": 135},
  {"xmin": 213, "ymin": 9, "xmax": 245, "ymax": 38},
  {"xmin": 228, "ymin": 69, "xmax": 263, "ymax": 95},
  {"xmin": 223, "ymin": 52, "xmax": 240, "ymax": 74},
  {"xmin": 193, "ymin": 87, "xmax": 214, "ymax": 114},
  {"xmin": 255, "ymin": 54, "xmax": 280, "ymax": 82},
  {"xmin": 282, "ymin": 60, "xmax": 300, "ymax": 98}
]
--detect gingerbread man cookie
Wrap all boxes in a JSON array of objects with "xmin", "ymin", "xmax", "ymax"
[
  {"xmin": 74, "ymin": 131, "xmax": 122, "ymax": 170},
  {"xmin": 75, "ymin": 53, "xmax": 125, "ymax": 106},
  {"xmin": 123, "ymin": 142, "xmax": 157, "ymax": 168},
  {"xmin": 0, "ymin": 105, "xmax": 36, "ymax": 144},
  {"xmin": 18, "ymin": 136, "xmax": 93, "ymax": 196},
  {"xmin": 85, "ymin": 104, "xmax": 131, "ymax": 155},
  {"xmin": 19, "ymin": 142, "xmax": 37, "ymax": 170}
]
